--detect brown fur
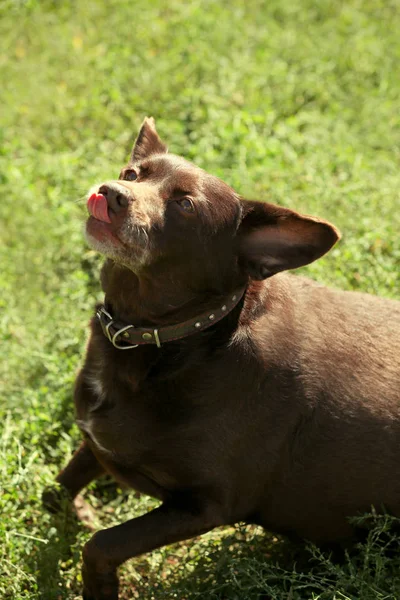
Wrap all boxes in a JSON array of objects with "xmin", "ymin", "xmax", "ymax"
[{"xmin": 45, "ymin": 118, "xmax": 400, "ymax": 600}]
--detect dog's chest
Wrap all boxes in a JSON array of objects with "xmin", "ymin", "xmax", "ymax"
[
  {"xmin": 78, "ymin": 369, "xmax": 159, "ymax": 452},
  {"xmin": 76, "ymin": 358, "xmax": 219, "ymax": 485}
]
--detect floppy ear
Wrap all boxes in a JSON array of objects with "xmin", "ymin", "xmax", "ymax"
[
  {"xmin": 130, "ymin": 117, "xmax": 168, "ymax": 162},
  {"xmin": 237, "ymin": 200, "xmax": 340, "ymax": 280}
]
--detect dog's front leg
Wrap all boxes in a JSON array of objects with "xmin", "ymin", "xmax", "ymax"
[
  {"xmin": 43, "ymin": 441, "xmax": 104, "ymax": 512},
  {"xmin": 82, "ymin": 497, "xmax": 225, "ymax": 600}
]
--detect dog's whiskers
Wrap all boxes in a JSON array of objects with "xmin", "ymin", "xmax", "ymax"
[{"xmin": 74, "ymin": 194, "xmax": 88, "ymax": 205}]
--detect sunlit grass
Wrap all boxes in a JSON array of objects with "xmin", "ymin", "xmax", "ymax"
[{"xmin": 1, "ymin": 0, "xmax": 399, "ymax": 598}]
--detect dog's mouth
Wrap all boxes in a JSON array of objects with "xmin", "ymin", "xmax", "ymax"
[
  {"xmin": 85, "ymin": 193, "xmax": 151, "ymax": 265},
  {"xmin": 86, "ymin": 193, "xmax": 122, "ymax": 247}
]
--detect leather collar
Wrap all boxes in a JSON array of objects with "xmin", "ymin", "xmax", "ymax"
[{"xmin": 96, "ymin": 286, "xmax": 247, "ymax": 350}]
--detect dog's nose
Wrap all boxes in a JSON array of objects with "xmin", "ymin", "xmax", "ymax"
[{"xmin": 98, "ymin": 184, "xmax": 130, "ymax": 214}]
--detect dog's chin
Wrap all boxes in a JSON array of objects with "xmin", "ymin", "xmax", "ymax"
[
  {"xmin": 85, "ymin": 218, "xmax": 150, "ymax": 271},
  {"xmin": 86, "ymin": 216, "xmax": 122, "ymax": 245}
]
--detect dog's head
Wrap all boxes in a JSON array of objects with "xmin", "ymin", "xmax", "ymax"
[{"xmin": 86, "ymin": 117, "xmax": 339, "ymax": 290}]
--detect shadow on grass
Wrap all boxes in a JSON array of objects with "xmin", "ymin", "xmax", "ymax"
[
  {"xmin": 25, "ymin": 506, "xmax": 84, "ymax": 600},
  {"xmin": 24, "ymin": 504, "xmax": 400, "ymax": 600},
  {"xmin": 121, "ymin": 526, "xmax": 312, "ymax": 600},
  {"xmin": 123, "ymin": 514, "xmax": 400, "ymax": 600}
]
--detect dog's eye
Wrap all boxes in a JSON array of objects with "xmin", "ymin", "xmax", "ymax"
[
  {"xmin": 177, "ymin": 198, "xmax": 195, "ymax": 213},
  {"xmin": 123, "ymin": 170, "xmax": 138, "ymax": 181}
]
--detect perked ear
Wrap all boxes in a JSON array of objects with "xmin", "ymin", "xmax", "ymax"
[
  {"xmin": 237, "ymin": 200, "xmax": 340, "ymax": 280},
  {"xmin": 130, "ymin": 117, "xmax": 168, "ymax": 162}
]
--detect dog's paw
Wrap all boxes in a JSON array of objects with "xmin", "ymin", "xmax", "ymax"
[
  {"xmin": 42, "ymin": 485, "xmax": 71, "ymax": 514},
  {"xmin": 82, "ymin": 536, "xmax": 119, "ymax": 600},
  {"xmin": 82, "ymin": 566, "xmax": 119, "ymax": 600}
]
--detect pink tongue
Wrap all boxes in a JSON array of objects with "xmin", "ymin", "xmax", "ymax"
[{"xmin": 87, "ymin": 193, "xmax": 111, "ymax": 223}]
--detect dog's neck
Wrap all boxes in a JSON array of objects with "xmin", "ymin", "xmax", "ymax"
[{"xmin": 100, "ymin": 260, "xmax": 246, "ymax": 327}]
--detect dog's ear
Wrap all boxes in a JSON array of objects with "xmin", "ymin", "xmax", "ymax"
[
  {"xmin": 130, "ymin": 117, "xmax": 168, "ymax": 162},
  {"xmin": 237, "ymin": 200, "xmax": 340, "ymax": 280}
]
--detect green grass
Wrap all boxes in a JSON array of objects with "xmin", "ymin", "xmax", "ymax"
[{"xmin": 1, "ymin": 0, "xmax": 399, "ymax": 598}]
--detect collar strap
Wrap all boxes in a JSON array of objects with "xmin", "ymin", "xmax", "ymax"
[{"xmin": 96, "ymin": 286, "xmax": 246, "ymax": 350}]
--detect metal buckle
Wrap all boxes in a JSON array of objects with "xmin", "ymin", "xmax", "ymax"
[
  {"xmin": 96, "ymin": 307, "xmax": 138, "ymax": 350},
  {"xmin": 111, "ymin": 325, "xmax": 138, "ymax": 350}
]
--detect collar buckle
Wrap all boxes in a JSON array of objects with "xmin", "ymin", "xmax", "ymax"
[{"xmin": 96, "ymin": 307, "xmax": 139, "ymax": 350}]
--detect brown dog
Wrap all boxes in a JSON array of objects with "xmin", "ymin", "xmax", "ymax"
[{"xmin": 45, "ymin": 118, "xmax": 400, "ymax": 600}]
